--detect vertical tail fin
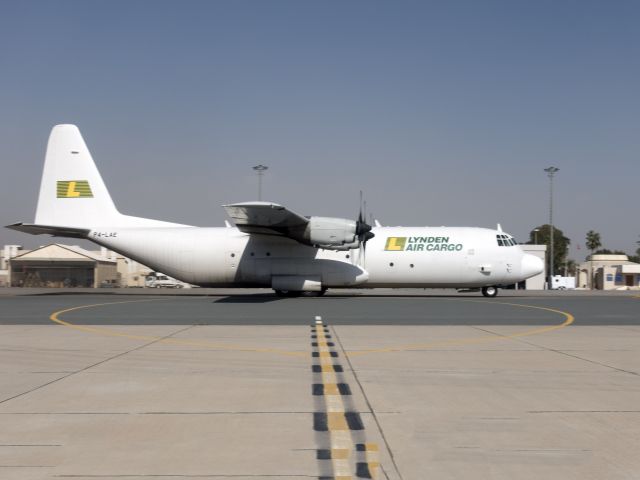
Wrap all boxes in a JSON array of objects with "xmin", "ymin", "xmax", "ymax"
[
  {"xmin": 34, "ymin": 124, "xmax": 121, "ymax": 228},
  {"xmin": 6, "ymin": 124, "xmax": 190, "ymax": 237}
]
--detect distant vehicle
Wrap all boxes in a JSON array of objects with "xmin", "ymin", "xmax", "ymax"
[
  {"xmin": 145, "ymin": 274, "xmax": 183, "ymax": 289},
  {"xmin": 551, "ymin": 275, "xmax": 576, "ymax": 290}
]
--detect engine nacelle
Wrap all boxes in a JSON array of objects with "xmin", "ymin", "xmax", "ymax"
[{"xmin": 304, "ymin": 216, "xmax": 358, "ymax": 250}]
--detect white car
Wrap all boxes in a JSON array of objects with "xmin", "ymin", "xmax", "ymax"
[{"xmin": 146, "ymin": 274, "xmax": 183, "ymax": 289}]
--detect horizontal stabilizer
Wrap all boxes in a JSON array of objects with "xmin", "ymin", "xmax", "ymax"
[{"xmin": 5, "ymin": 222, "xmax": 90, "ymax": 239}]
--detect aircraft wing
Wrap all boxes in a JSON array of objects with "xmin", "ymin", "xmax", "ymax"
[{"xmin": 222, "ymin": 202, "xmax": 309, "ymax": 237}]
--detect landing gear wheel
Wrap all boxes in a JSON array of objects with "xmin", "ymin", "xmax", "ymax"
[
  {"xmin": 482, "ymin": 286, "xmax": 498, "ymax": 298},
  {"xmin": 273, "ymin": 290, "xmax": 303, "ymax": 298}
]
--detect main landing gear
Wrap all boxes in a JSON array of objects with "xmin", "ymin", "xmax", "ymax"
[
  {"xmin": 274, "ymin": 288, "xmax": 328, "ymax": 298},
  {"xmin": 481, "ymin": 286, "xmax": 498, "ymax": 298}
]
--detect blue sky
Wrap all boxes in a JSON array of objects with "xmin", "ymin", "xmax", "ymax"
[{"xmin": 1, "ymin": 1, "xmax": 639, "ymax": 260}]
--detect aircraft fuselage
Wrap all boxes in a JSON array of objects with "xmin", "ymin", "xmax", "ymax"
[{"xmin": 90, "ymin": 225, "xmax": 539, "ymax": 289}]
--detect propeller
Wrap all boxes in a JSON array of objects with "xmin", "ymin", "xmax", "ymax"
[{"xmin": 355, "ymin": 191, "xmax": 375, "ymax": 264}]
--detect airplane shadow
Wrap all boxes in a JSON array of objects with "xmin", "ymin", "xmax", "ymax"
[
  {"xmin": 213, "ymin": 293, "xmax": 285, "ymax": 304},
  {"xmin": 211, "ymin": 293, "xmax": 492, "ymax": 302}
]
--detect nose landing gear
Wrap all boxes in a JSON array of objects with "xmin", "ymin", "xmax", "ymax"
[{"xmin": 482, "ymin": 286, "xmax": 498, "ymax": 297}]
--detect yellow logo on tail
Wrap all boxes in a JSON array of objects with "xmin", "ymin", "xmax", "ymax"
[
  {"xmin": 385, "ymin": 237, "xmax": 407, "ymax": 251},
  {"xmin": 57, "ymin": 180, "xmax": 93, "ymax": 198}
]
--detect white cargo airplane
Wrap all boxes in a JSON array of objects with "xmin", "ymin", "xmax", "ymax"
[{"xmin": 7, "ymin": 125, "xmax": 543, "ymax": 297}]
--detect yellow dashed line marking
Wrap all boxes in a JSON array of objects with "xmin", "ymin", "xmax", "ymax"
[
  {"xmin": 323, "ymin": 384, "xmax": 340, "ymax": 395},
  {"xmin": 313, "ymin": 321, "xmax": 357, "ymax": 479},
  {"xmin": 327, "ymin": 412, "xmax": 349, "ymax": 430},
  {"xmin": 331, "ymin": 448, "xmax": 350, "ymax": 459},
  {"xmin": 312, "ymin": 320, "xmax": 381, "ymax": 479}
]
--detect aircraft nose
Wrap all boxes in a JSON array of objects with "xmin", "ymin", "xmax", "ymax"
[{"xmin": 521, "ymin": 254, "xmax": 544, "ymax": 278}]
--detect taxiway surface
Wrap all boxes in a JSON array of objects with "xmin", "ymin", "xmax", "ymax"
[{"xmin": 1, "ymin": 290, "xmax": 639, "ymax": 480}]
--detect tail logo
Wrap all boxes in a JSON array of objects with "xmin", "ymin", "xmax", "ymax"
[{"xmin": 57, "ymin": 180, "xmax": 93, "ymax": 198}]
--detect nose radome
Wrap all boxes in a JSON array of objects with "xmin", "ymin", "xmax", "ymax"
[{"xmin": 521, "ymin": 254, "xmax": 544, "ymax": 278}]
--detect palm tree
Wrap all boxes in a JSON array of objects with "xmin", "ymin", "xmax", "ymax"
[
  {"xmin": 585, "ymin": 230, "xmax": 602, "ymax": 289},
  {"xmin": 586, "ymin": 231, "xmax": 602, "ymax": 259}
]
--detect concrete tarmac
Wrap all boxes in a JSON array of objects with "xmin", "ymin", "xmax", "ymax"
[{"xmin": 0, "ymin": 289, "xmax": 639, "ymax": 479}]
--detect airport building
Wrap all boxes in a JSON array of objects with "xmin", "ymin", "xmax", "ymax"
[
  {"xmin": 8, "ymin": 244, "xmax": 118, "ymax": 288},
  {"xmin": 577, "ymin": 254, "xmax": 640, "ymax": 290},
  {"xmin": 1, "ymin": 244, "xmax": 153, "ymax": 288}
]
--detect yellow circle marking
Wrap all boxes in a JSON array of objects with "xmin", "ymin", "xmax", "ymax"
[
  {"xmin": 50, "ymin": 298, "xmax": 306, "ymax": 357},
  {"xmin": 346, "ymin": 300, "xmax": 575, "ymax": 357},
  {"xmin": 49, "ymin": 298, "xmax": 575, "ymax": 359}
]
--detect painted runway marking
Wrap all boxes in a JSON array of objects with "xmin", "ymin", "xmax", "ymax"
[
  {"xmin": 312, "ymin": 319, "xmax": 379, "ymax": 479},
  {"xmin": 48, "ymin": 298, "xmax": 575, "ymax": 361},
  {"xmin": 49, "ymin": 299, "xmax": 305, "ymax": 357},
  {"xmin": 347, "ymin": 300, "xmax": 575, "ymax": 357}
]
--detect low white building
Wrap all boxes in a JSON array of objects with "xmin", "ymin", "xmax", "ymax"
[
  {"xmin": 577, "ymin": 254, "xmax": 640, "ymax": 290},
  {"xmin": 520, "ymin": 244, "xmax": 547, "ymax": 290}
]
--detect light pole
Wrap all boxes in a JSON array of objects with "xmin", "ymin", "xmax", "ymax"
[
  {"xmin": 544, "ymin": 166, "xmax": 559, "ymax": 289},
  {"xmin": 252, "ymin": 165, "xmax": 268, "ymax": 201},
  {"xmin": 533, "ymin": 228, "xmax": 539, "ymax": 245}
]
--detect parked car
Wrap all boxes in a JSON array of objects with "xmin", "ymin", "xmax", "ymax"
[{"xmin": 145, "ymin": 274, "xmax": 184, "ymax": 288}]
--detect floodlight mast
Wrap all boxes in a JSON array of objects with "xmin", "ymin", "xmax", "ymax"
[{"xmin": 544, "ymin": 166, "xmax": 559, "ymax": 289}]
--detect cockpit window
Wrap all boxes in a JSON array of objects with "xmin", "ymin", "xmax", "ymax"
[{"xmin": 496, "ymin": 234, "xmax": 515, "ymax": 247}]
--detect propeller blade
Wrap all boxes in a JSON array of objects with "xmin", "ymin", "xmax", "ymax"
[
  {"xmin": 354, "ymin": 190, "xmax": 374, "ymax": 267},
  {"xmin": 363, "ymin": 200, "xmax": 367, "ymax": 225}
]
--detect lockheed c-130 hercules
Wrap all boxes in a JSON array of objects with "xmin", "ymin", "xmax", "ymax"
[{"xmin": 7, "ymin": 125, "xmax": 544, "ymax": 297}]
